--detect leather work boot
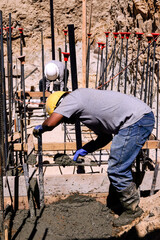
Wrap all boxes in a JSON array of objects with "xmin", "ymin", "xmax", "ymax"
[{"xmin": 113, "ymin": 182, "xmax": 143, "ymax": 227}]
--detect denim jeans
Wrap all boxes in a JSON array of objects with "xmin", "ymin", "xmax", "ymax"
[{"xmin": 107, "ymin": 111, "xmax": 155, "ymax": 191}]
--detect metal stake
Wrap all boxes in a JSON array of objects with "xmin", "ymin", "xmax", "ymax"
[
  {"xmin": 104, "ymin": 32, "xmax": 110, "ymax": 89},
  {"xmin": 95, "ymin": 42, "xmax": 101, "ymax": 88},
  {"xmin": 38, "ymin": 135, "xmax": 44, "ymax": 208},
  {"xmin": 144, "ymin": 35, "xmax": 153, "ymax": 103},
  {"xmin": 134, "ymin": 32, "xmax": 144, "ymax": 96},
  {"xmin": 86, "ymin": 33, "xmax": 92, "ymax": 88},
  {"xmin": 111, "ymin": 32, "xmax": 119, "ymax": 90},
  {"xmin": 150, "ymin": 61, "xmax": 159, "ymax": 195},
  {"xmin": 124, "ymin": 32, "xmax": 131, "ymax": 94},
  {"xmin": 118, "ymin": 32, "xmax": 125, "ymax": 92}
]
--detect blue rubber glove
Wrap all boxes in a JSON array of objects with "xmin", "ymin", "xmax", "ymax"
[
  {"xmin": 33, "ymin": 125, "xmax": 44, "ymax": 138},
  {"xmin": 73, "ymin": 148, "xmax": 88, "ymax": 161}
]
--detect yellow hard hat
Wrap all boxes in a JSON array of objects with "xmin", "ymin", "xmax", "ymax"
[{"xmin": 46, "ymin": 91, "xmax": 66, "ymax": 116}]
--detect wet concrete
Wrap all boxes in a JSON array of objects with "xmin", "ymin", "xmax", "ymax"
[
  {"xmin": 11, "ymin": 194, "xmax": 115, "ymax": 240},
  {"xmin": 9, "ymin": 194, "xmax": 160, "ymax": 240}
]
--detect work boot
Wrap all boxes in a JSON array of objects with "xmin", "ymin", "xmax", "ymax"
[{"xmin": 113, "ymin": 182, "xmax": 143, "ymax": 227}]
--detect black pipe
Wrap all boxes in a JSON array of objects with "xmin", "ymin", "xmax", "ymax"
[
  {"xmin": 50, "ymin": 0, "xmax": 55, "ymax": 60},
  {"xmin": 68, "ymin": 24, "xmax": 84, "ymax": 173}
]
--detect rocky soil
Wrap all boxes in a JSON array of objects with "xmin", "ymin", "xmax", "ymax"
[{"xmin": 0, "ymin": 0, "xmax": 160, "ymax": 89}]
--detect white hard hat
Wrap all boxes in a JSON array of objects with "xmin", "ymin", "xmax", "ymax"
[{"xmin": 44, "ymin": 62, "xmax": 60, "ymax": 81}]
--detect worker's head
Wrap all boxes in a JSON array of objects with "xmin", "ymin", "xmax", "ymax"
[
  {"xmin": 46, "ymin": 91, "xmax": 69, "ymax": 116},
  {"xmin": 44, "ymin": 62, "xmax": 59, "ymax": 81}
]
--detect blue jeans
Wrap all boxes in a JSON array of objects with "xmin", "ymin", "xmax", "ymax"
[{"xmin": 107, "ymin": 111, "xmax": 155, "ymax": 191}]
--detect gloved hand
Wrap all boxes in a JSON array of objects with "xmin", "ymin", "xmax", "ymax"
[
  {"xmin": 33, "ymin": 125, "xmax": 44, "ymax": 138},
  {"xmin": 73, "ymin": 148, "xmax": 88, "ymax": 161}
]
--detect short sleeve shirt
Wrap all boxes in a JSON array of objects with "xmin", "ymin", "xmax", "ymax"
[{"xmin": 54, "ymin": 88, "xmax": 152, "ymax": 135}]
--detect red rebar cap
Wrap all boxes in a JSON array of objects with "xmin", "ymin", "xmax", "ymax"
[
  {"xmin": 18, "ymin": 28, "xmax": 24, "ymax": 34},
  {"xmin": 62, "ymin": 52, "xmax": 70, "ymax": 61},
  {"xmin": 97, "ymin": 42, "xmax": 105, "ymax": 47},
  {"xmin": 151, "ymin": 33, "xmax": 160, "ymax": 42},
  {"xmin": 104, "ymin": 32, "xmax": 110, "ymax": 37},
  {"xmin": 135, "ymin": 32, "xmax": 144, "ymax": 40},
  {"xmin": 101, "ymin": 44, "xmax": 105, "ymax": 49},
  {"xmin": 113, "ymin": 32, "xmax": 119, "ymax": 38},
  {"xmin": 18, "ymin": 55, "xmax": 25, "ymax": 64},
  {"xmin": 119, "ymin": 32, "xmax": 125, "ymax": 39},
  {"xmin": 5, "ymin": 27, "xmax": 14, "ymax": 33},
  {"xmin": 63, "ymin": 29, "xmax": 68, "ymax": 36},
  {"xmin": 146, "ymin": 34, "xmax": 153, "ymax": 43},
  {"xmin": 123, "ymin": 32, "xmax": 131, "ymax": 39},
  {"xmin": 87, "ymin": 33, "xmax": 92, "ymax": 38}
]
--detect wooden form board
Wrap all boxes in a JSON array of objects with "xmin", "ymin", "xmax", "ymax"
[
  {"xmin": 17, "ymin": 91, "xmax": 51, "ymax": 98},
  {"xmin": 13, "ymin": 140, "xmax": 160, "ymax": 152}
]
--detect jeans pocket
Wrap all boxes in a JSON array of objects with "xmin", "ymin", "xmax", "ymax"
[{"xmin": 136, "ymin": 124, "xmax": 154, "ymax": 146}]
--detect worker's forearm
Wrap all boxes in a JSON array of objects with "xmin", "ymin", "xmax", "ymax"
[
  {"xmin": 42, "ymin": 112, "xmax": 64, "ymax": 132},
  {"xmin": 82, "ymin": 134, "xmax": 112, "ymax": 153}
]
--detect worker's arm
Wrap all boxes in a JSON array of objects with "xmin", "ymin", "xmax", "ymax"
[
  {"xmin": 42, "ymin": 112, "xmax": 64, "ymax": 130},
  {"xmin": 82, "ymin": 134, "xmax": 113, "ymax": 153},
  {"xmin": 33, "ymin": 112, "xmax": 64, "ymax": 137},
  {"xmin": 73, "ymin": 134, "xmax": 112, "ymax": 161}
]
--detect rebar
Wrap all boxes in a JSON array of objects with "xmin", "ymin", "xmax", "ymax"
[{"xmin": 50, "ymin": 0, "xmax": 55, "ymax": 60}]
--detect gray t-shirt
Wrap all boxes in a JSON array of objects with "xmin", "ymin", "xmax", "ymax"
[{"xmin": 54, "ymin": 88, "xmax": 152, "ymax": 135}]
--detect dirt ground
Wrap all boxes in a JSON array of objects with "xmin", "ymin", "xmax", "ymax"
[{"xmin": 5, "ymin": 193, "xmax": 159, "ymax": 240}]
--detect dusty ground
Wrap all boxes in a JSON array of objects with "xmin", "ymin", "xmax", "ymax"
[{"xmin": 8, "ymin": 192, "xmax": 160, "ymax": 240}]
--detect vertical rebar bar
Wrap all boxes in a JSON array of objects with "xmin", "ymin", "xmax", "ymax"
[
  {"xmin": 0, "ymin": 10, "xmax": 4, "ymax": 237},
  {"xmin": 111, "ymin": 33, "xmax": 119, "ymax": 90},
  {"xmin": 144, "ymin": 35, "xmax": 152, "ymax": 103},
  {"xmin": 150, "ymin": 33, "xmax": 159, "ymax": 108},
  {"xmin": 9, "ymin": 14, "xmax": 13, "ymax": 106},
  {"xmin": 118, "ymin": 33, "xmax": 125, "ymax": 92},
  {"xmin": 38, "ymin": 135, "xmax": 44, "ymax": 208},
  {"xmin": 124, "ymin": 32, "xmax": 131, "ymax": 94},
  {"xmin": 86, "ymin": 33, "xmax": 91, "ymax": 88},
  {"xmin": 50, "ymin": 0, "xmax": 55, "ymax": 60},
  {"xmin": 147, "ymin": 62, "xmax": 152, "ymax": 105},
  {"xmin": 41, "ymin": 30, "xmax": 45, "ymax": 114},
  {"xmin": 0, "ymin": 12, "xmax": 8, "ymax": 171},
  {"xmin": 140, "ymin": 61, "xmax": 145, "ymax": 100},
  {"xmin": 104, "ymin": 32, "xmax": 110, "ymax": 89},
  {"xmin": 95, "ymin": 42, "xmax": 101, "ymax": 88},
  {"xmin": 150, "ymin": 61, "xmax": 159, "ymax": 195},
  {"xmin": 134, "ymin": 33, "xmax": 143, "ymax": 96}
]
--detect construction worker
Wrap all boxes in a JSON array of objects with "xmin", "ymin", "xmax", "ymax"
[
  {"xmin": 33, "ymin": 88, "xmax": 155, "ymax": 227},
  {"xmin": 39, "ymin": 60, "xmax": 69, "ymax": 92}
]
